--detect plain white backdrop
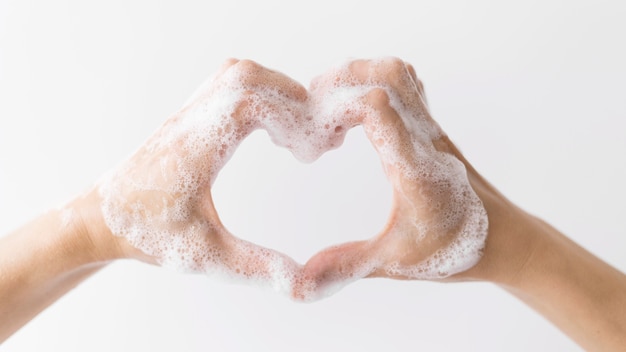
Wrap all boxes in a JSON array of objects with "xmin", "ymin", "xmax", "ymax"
[{"xmin": 1, "ymin": 0, "xmax": 625, "ymax": 350}]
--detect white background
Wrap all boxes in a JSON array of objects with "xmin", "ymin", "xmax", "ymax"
[{"xmin": 1, "ymin": 0, "xmax": 625, "ymax": 350}]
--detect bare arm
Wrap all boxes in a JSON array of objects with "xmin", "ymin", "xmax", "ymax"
[
  {"xmin": 482, "ymin": 211, "xmax": 626, "ymax": 351},
  {"xmin": 0, "ymin": 193, "xmax": 119, "ymax": 342},
  {"xmin": 452, "ymin": 138, "xmax": 626, "ymax": 351}
]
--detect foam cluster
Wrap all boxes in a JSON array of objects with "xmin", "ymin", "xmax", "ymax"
[{"xmin": 97, "ymin": 58, "xmax": 488, "ymax": 301}]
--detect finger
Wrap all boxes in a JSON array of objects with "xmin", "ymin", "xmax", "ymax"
[
  {"xmin": 346, "ymin": 58, "xmax": 371, "ymax": 83},
  {"xmin": 361, "ymin": 58, "xmax": 424, "ymax": 111},
  {"xmin": 187, "ymin": 60, "xmax": 309, "ymax": 168},
  {"xmin": 315, "ymin": 58, "xmax": 415, "ymax": 92},
  {"xmin": 404, "ymin": 62, "xmax": 418, "ymax": 86},
  {"xmin": 361, "ymin": 88, "xmax": 418, "ymax": 182},
  {"xmin": 366, "ymin": 59, "xmax": 440, "ymax": 147},
  {"xmin": 182, "ymin": 58, "xmax": 241, "ymax": 108},
  {"xmin": 228, "ymin": 60, "xmax": 309, "ymax": 133},
  {"xmin": 210, "ymin": 228, "xmax": 304, "ymax": 297},
  {"xmin": 196, "ymin": 194, "xmax": 302, "ymax": 292},
  {"xmin": 403, "ymin": 61, "xmax": 423, "ymax": 96},
  {"xmin": 404, "ymin": 61, "xmax": 429, "ymax": 107},
  {"xmin": 296, "ymin": 240, "xmax": 381, "ymax": 301},
  {"xmin": 230, "ymin": 59, "xmax": 308, "ymax": 102}
]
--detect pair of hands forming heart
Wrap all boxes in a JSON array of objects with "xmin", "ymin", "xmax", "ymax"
[{"xmin": 95, "ymin": 57, "xmax": 488, "ymax": 301}]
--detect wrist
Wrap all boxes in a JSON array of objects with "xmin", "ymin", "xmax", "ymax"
[
  {"xmin": 66, "ymin": 189, "xmax": 126, "ymax": 263},
  {"xmin": 450, "ymin": 186, "xmax": 546, "ymax": 286},
  {"xmin": 496, "ymin": 214, "xmax": 626, "ymax": 351},
  {"xmin": 0, "ymin": 195, "xmax": 117, "ymax": 342},
  {"xmin": 69, "ymin": 188, "xmax": 160, "ymax": 264}
]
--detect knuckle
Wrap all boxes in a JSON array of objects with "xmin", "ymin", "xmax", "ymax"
[
  {"xmin": 386, "ymin": 57, "xmax": 407, "ymax": 75},
  {"xmin": 368, "ymin": 87, "xmax": 390, "ymax": 108},
  {"xmin": 236, "ymin": 59, "xmax": 263, "ymax": 75},
  {"xmin": 371, "ymin": 57, "xmax": 409, "ymax": 84},
  {"xmin": 348, "ymin": 59, "xmax": 371, "ymax": 79}
]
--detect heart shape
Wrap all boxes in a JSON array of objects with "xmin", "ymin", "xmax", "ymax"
[{"xmin": 97, "ymin": 58, "xmax": 488, "ymax": 301}]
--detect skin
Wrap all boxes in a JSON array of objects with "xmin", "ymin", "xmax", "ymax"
[
  {"xmin": 1, "ymin": 58, "xmax": 625, "ymax": 350},
  {"xmin": 93, "ymin": 58, "xmax": 308, "ymax": 279}
]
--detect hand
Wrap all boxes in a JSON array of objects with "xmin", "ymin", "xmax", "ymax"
[
  {"xmin": 79, "ymin": 59, "xmax": 311, "ymax": 292},
  {"xmin": 299, "ymin": 58, "xmax": 495, "ymax": 297}
]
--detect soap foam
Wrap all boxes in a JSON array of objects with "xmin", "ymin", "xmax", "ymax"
[{"xmin": 98, "ymin": 58, "xmax": 488, "ymax": 301}]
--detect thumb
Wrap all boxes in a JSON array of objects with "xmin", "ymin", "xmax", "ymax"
[{"xmin": 295, "ymin": 240, "xmax": 382, "ymax": 301}]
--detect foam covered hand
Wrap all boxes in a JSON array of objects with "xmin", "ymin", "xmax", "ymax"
[
  {"xmin": 299, "ymin": 58, "xmax": 488, "ymax": 298},
  {"xmin": 96, "ymin": 59, "xmax": 311, "ymax": 291}
]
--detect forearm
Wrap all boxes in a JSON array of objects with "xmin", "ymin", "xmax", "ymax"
[
  {"xmin": 452, "ymin": 169, "xmax": 626, "ymax": 351},
  {"xmin": 0, "ymin": 195, "xmax": 113, "ymax": 342},
  {"xmin": 500, "ymin": 217, "xmax": 626, "ymax": 351}
]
